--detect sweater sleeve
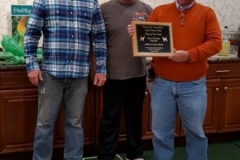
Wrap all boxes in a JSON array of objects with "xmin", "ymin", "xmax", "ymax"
[{"xmin": 188, "ymin": 8, "xmax": 222, "ymax": 63}]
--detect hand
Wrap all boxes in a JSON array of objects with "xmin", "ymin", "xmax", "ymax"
[
  {"xmin": 94, "ymin": 73, "xmax": 106, "ymax": 87},
  {"xmin": 127, "ymin": 24, "xmax": 135, "ymax": 36},
  {"xmin": 27, "ymin": 70, "xmax": 43, "ymax": 86},
  {"xmin": 168, "ymin": 50, "xmax": 190, "ymax": 62}
]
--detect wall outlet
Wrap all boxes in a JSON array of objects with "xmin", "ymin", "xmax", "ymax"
[{"xmin": 18, "ymin": 0, "xmax": 26, "ymax": 4}]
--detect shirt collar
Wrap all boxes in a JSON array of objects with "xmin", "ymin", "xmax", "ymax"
[{"xmin": 175, "ymin": 0, "xmax": 195, "ymax": 11}]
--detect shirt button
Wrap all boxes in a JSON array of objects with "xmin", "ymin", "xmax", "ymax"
[
  {"xmin": 70, "ymin": 12, "xmax": 73, "ymax": 14},
  {"xmin": 71, "ymin": 35, "xmax": 74, "ymax": 37}
]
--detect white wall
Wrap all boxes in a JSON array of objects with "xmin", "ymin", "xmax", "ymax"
[{"xmin": 0, "ymin": 0, "xmax": 239, "ymax": 40}]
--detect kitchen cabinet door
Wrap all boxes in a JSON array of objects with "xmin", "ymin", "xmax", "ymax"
[
  {"xmin": 203, "ymin": 79, "xmax": 221, "ymax": 134},
  {"xmin": 0, "ymin": 89, "xmax": 38, "ymax": 154},
  {"xmin": 219, "ymin": 78, "xmax": 240, "ymax": 133}
]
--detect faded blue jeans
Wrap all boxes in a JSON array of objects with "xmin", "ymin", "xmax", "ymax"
[
  {"xmin": 33, "ymin": 71, "xmax": 88, "ymax": 160},
  {"xmin": 151, "ymin": 77, "xmax": 208, "ymax": 160}
]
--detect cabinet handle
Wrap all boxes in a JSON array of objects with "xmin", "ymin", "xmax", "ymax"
[
  {"xmin": 216, "ymin": 88, "xmax": 219, "ymax": 91},
  {"xmin": 216, "ymin": 70, "xmax": 230, "ymax": 73},
  {"xmin": 224, "ymin": 87, "xmax": 228, "ymax": 90}
]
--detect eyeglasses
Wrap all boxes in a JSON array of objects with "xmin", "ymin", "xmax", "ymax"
[{"xmin": 179, "ymin": 12, "xmax": 185, "ymax": 27}]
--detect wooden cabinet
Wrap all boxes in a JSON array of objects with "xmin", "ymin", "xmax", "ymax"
[
  {"xmin": 0, "ymin": 88, "xmax": 38, "ymax": 154},
  {"xmin": 204, "ymin": 79, "xmax": 221, "ymax": 134},
  {"xmin": 219, "ymin": 78, "xmax": 240, "ymax": 132},
  {"xmin": 0, "ymin": 69, "xmax": 37, "ymax": 154},
  {"xmin": 0, "ymin": 68, "xmax": 98, "ymax": 158},
  {"xmin": 0, "ymin": 61, "xmax": 240, "ymax": 159},
  {"xmin": 204, "ymin": 62, "xmax": 240, "ymax": 133}
]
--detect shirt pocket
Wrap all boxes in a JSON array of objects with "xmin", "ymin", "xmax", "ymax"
[
  {"xmin": 46, "ymin": 10, "xmax": 69, "ymax": 27},
  {"xmin": 77, "ymin": 10, "xmax": 92, "ymax": 21},
  {"xmin": 76, "ymin": 10, "xmax": 92, "ymax": 30},
  {"xmin": 55, "ymin": 10, "xmax": 68, "ymax": 26}
]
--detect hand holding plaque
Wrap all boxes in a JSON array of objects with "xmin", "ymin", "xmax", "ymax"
[{"xmin": 131, "ymin": 21, "xmax": 174, "ymax": 57}]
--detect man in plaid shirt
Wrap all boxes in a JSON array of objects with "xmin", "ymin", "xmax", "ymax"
[{"xmin": 24, "ymin": 0, "xmax": 107, "ymax": 159}]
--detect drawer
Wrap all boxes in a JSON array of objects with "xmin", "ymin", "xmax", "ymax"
[
  {"xmin": 207, "ymin": 63, "xmax": 240, "ymax": 78},
  {"xmin": 0, "ymin": 70, "xmax": 35, "ymax": 89}
]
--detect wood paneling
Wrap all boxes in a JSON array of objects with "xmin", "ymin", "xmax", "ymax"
[{"xmin": 0, "ymin": 89, "xmax": 38, "ymax": 153}]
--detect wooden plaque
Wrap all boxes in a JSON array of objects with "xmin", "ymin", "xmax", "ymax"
[{"xmin": 132, "ymin": 21, "xmax": 174, "ymax": 57}]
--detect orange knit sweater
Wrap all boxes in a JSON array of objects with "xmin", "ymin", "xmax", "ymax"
[{"xmin": 148, "ymin": 2, "xmax": 222, "ymax": 81}]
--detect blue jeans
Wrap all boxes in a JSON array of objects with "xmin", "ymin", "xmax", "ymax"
[
  {"xmin": 33, "ymin": 71, "xmax": 88, "ymax": 160},
  {"xmin": 151, "ymin": 77, "xmax": 208, "ymax": 160}
]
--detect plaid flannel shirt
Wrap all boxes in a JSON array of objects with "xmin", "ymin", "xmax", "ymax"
[{"xmin": 24, "ymin": 0, "xmax": 107, "ymax": 78}]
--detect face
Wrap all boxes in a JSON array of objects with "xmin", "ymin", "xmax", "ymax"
[{"xmin": 177, "ymin": 0, "xmax": 195, "ymax": 7}]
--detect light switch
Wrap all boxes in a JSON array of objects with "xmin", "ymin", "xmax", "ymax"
[{"xmin": 18, "ymin": 0, "xmax": 26, "ymax": 4}]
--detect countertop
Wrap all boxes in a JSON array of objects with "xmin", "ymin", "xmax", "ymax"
[
  {"xmin": 0, "ymin": 54, "xmax": 239, "ymax": 70},
  {"xmin": 0, "ymin": 64, "xmax": 26, "ymax": 69},
  {"xmin": 208, "ymin": 53, "xmax": 240, "ymax": 62},
  {"xmin": 146, "ymin": 53, "xmax": 240, "ymax": 63}
]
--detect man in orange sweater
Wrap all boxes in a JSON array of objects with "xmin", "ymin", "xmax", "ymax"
[{"xmin": 128, "ymin": 0, "xmax": 222, "ymax": 160}]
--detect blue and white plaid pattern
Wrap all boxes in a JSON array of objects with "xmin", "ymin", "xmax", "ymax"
[{"xmin": 24, "ymin": 0, "xmax": 107, "ymax": 78}]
